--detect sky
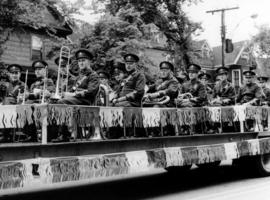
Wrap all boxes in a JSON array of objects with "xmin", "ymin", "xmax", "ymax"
[{"xmin": 72, "ymin": 0, "xmax": 270, "ymax": 47}]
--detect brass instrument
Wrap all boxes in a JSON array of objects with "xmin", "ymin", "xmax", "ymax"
[
  {"xmin": 21, "ymin": 70, "xmax": 28, "ymax": 105},
  {"xmin": 51, "ymin": 46, "xmax": 71, "ymax": 100},
  {"xmin": 142, "ymin": 95, "xmax": 170, "ymax": 106},
  {"xmin": 41, "ymin": 66, "xmax": 48, "ymax": 104},
  {"xmin": 176, "ymin": 92, "xmax": 193, "ymax": 100},
  {"xmin": 175, "ymin": 92, "xmax": 193, "ymax": 107}
]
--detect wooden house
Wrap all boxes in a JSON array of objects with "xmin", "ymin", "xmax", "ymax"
[{"xmin": 0, "ymin": 3, "xmax": 72, "ymax": 85}]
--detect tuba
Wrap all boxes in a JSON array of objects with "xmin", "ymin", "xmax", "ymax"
[{"xmin": 51, "ymin": 46, "xmax": 71, "ymax": 100}]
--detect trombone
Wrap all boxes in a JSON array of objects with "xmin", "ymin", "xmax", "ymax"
[{"xmin": 51, "ymin": 46, "xmax": 71, "ymax": 100}]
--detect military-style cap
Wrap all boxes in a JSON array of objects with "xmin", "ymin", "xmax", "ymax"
[
  {"xmin": 123, "ymin": 53, "xmax": 139, "ymax": 63},
  {"xmin": 98, "ymin": 70, "xmax": 110, "ymax": 79},
  {"xmin": 198, "ymin": 72, "xmax": 211, "ymax": 80},
  {"xmin": 32, "ymin": 60, "xmax": 48, "ymax": 69},
  {"xmin": 75, "ymin": 48, "xmax": 93, "ymax": 60},
  {"xmin": 7, "ymin": 64, "xmax": 22, "ymax": 72},
  {"xmin": 257, "ymin": 76, "xmax": 268, "ymax": 82},
  {"xmin": 216, "ymin": 66, "xmax": 229, "ymax": 75},
  {"xmin": 187, "ymin": 63, "xmax": 201, "ymax": 73},
  {"xmin": 243, "ymin": 70, "xmax": 256, "ymax": 77},
  {"xmin": 54, "ymin": 56, "xmax": 71, "ymax": 66},
  {"xmin": 159, "ymin": 61, "xmax": 174, "ymax": 71}
]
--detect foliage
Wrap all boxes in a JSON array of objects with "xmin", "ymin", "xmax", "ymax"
[
  {"xmin": 0, "ymin": 0, "xmax": 85, "ymax": 60},
  {"xmin": 83, "ymin": 0, "xmax": 201, "ymax": 72},
  {"xmin": 80, "ymin": 7, "xmax": 158, "ymax": 81},
  {"xmin": 251, "ymin": 25, "xmax": 270, "ymax": 58}
]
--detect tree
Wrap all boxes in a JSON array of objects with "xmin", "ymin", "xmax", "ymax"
[
  {"xmin": 80, "ymin": 6, "xmax": 158, "ymax": 81},
  {"xmin": 95, "ymin": 0, "xmax": 202, "ymax": 70},
  {"xmin": 251, "ymin": 25, "xmax": 270, "ymax": 58}
]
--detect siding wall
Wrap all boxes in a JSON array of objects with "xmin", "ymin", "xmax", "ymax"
[{"xmin": 1, "ymin": 29, "xmax": 57, "ymax": 69}]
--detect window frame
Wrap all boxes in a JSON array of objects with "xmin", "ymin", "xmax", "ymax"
[
  {"xmin": 30, "ymin": 34, "xmax": 44, "ymax": 60},
  {"xmin": 232, "ymin": 69, "xmax": 241, "ymax": 87}
]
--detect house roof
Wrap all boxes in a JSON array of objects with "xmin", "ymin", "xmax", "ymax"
[
  {"xmin": 191, "ymin": 39, "xmax": 209, "ymax": 51},
  {"xmin": 190, "ymin": 40, "xmax": 214, "ymax": 69},
  {"xmin": 212, "ymin": 40, "xmax": 247, "ymax": 67},
  {"xmin": 16, "ymin": 2, "xmax": 73, "ymax": 37}
]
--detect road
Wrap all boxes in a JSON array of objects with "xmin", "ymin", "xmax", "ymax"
[{"xmin": 2, "ymin": 160, "xmax": 270, "ymax": 200}]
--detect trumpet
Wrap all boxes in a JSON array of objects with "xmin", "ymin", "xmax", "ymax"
[{"xmin": 51, "ymin": 46, "xmax": 71, "ymax": 100}]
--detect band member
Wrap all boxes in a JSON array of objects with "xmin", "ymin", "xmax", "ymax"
[
  {"xmin": 198, "ymin": 71, "xmax": 213, "ymax": 103},
  {"xmin": 236, "ymin": 70, "xmax": 262, "ymax": 105},
  {"xmin": 257, "ymin": 76, "xmax": 270, "ymax": 105},
  {"xmin": 97, "ymin": 69, "xmax": 115, "ymax": 104},
  {"xmin": 176, "ymin": 63, "xmax": 207, "ymax": 107},
  {"xmin": 26, "ymin": 60, "xmax": 55, "ymax": 103},
  {"xmin": 54, "ymin": 56, "xmax": 77, "ymax": 93},
  {"xmin": 143, "ymin": 61, "xmax": 178, "ymax": 107},
  {"xmin": 0, "ymin": 67, "xmax": 9, "ymax": 104},
  {"xmin": 98, "ymin": 70, "xmax": 112, "ymax": 91},
  {"xmin": 58, "ymin": 49, "xmax": 100, "ymax": 105},
  {"xmin": 3, "ymin": 64, "xmax": 27, "ymax": 105},
  {"xmin": 112, "ymin": 53, "xmax": 146, "ymax": 107},
  {"xmin": 175, "ymin": 67, "xmax": 189, "ymax": 85},
  {"xmin": 211, "ymin": 67, "xmax": 236, "ymax": 106}
]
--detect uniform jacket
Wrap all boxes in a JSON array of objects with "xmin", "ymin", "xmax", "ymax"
[
  {"xmin": 236, "ymin": 82, "xmax": 262, "ymax": 104},
  {"xmin": 72, "ymin": 68, "xmax": 100, "ymax": 105},
  {"xmin": 60, "ymin": 74, "xmax": 77, "ymax": 92},
  {"xmin": 6, "ymin": 80, "xmax": 26, "ymax": 98},
  {"xmin": 180, "ymin": 79, "xmax": 207, "ymax": 106},
  {"xmin": 29, "ymin": 77, "xmax": 55, "ymax": 100},
  {"xmin": 119, "ymin": 70, "xmax": 146, "ymax": 107},
  {"xmin": 148, "ymin": 76, "xmax": 179, "ymax": 106},
  {"xmin": 262, "ymin": 86, "xmax": 270, "ymax": 103},
  {"xmin": 213, "ymin": 80, "xmax": 236, "ymax": 105}
]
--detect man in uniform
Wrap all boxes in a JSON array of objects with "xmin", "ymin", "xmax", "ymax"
[
  {"xmin": 198, "ymin": 72, "xmax": 213, "ymax": 104},
  {"xmin": 58, "ymin": 49, "xmax": 100, "ymax": 105},
  {"xmin": 257, "ymin": 76, "xmax": 270, "ymax": 105},
  {"xmin": 0, "ymin": 67, "xmax": 10, "ymax": 104},
  {"xmin": 3, "ymin": 64, "xmax": 26, "ymax": 105},
  {"xmin": 55, "ymin": 49, "xmax": 100, "ymax": 142},
  {"xmin": 143, "ymin": 61, "xmax": 178, "ymax": 107},
  {"xmin": 22, "ymin": 61, "xmax": 55, "ymax": 142},
  {"xmin": 97, "ymin": 69, "xmax": 114, "ymax": 105},
  {"xmin": 112, "ymin": 53, "xmax": 146, "ymax": 107},
  {"xmin": 236, "ymin": 70, "xmax": 262, "ymax": 105},
  {"xmin": 176, "ymin": 63, "xmax": 207, "ymax": 107},
  {"xmin": 211, "ymin": 67, "xmax": 236, "ymax": 106},
  {"xmin": 175, "ymin": 67, "xmax": 189, "ymax": 85},
  {"xmin": 26, "ymin": 60, "xmax": 55, "ymax": 103}
]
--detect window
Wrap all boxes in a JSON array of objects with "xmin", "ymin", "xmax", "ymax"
[
  {"xmin": 31, "ymin": 35, "xmax": 43, "ymax": 60},
  {"xmin": 232, "ymin": 69, "xmax": 241, "ymax": 87}
]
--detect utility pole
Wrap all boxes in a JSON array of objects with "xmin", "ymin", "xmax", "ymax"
[{"xmin": 206, "ymin": 7, "xmax": 239, "ymax": 67}]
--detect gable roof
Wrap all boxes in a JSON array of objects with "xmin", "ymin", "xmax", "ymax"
[
  {"xmin": 212, "ymin": 40, "xmax": 247, "ymax": 68},
  {"xmin": 190, "ymin": 40, "xmax": 214, "ymax": 68},
  {"xmin": 191, "ymin": 39, "xmax": 210, "ymax": 51},
  {"xmin": 16, "ymin": 2, "xmax": 73, "ymax": 37}
]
